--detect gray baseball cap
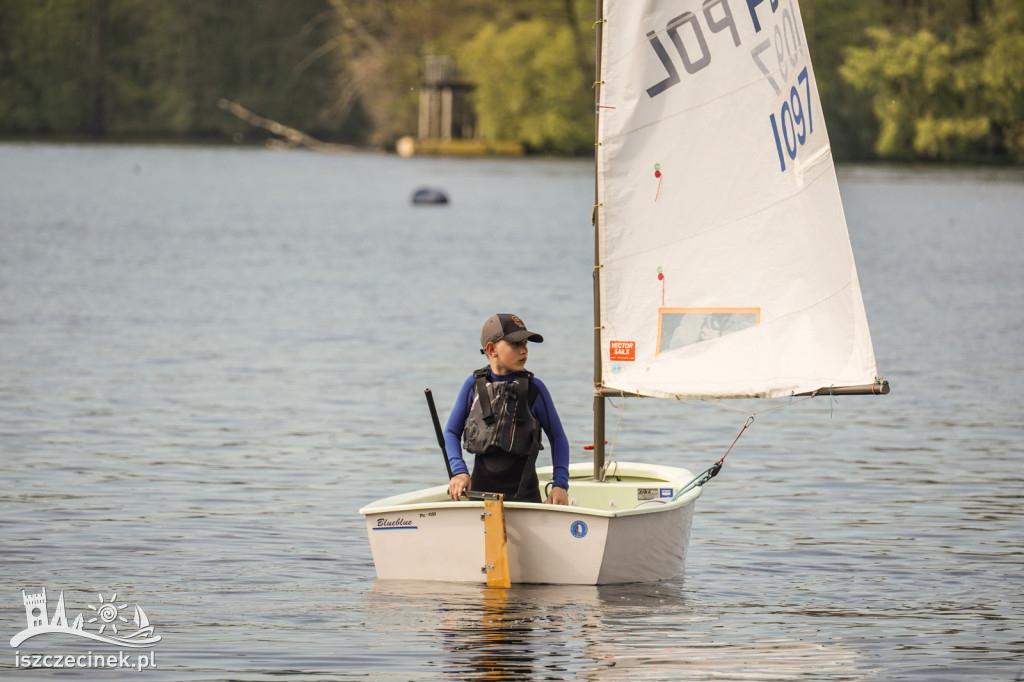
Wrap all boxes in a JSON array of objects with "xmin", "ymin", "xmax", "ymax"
[{"xmin": 480, "ymin": 313, "xmax": 544, "ymax": 348}]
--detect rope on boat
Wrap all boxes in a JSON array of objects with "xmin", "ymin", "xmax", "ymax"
[
  {"xmin": 666, "ymin": 392, "xmax": 823, "ymax": 496},
  {"xmin": 597, "ymin": 397, "xmax": 629, "ymax": 480},
  {"xmin": 611, "ymin": 383, "xmax": 879, "ymax": 501},
  {"xmin": 674, "ymin": 462, "xmax": 723, "ymax": 499},
  {"xmin": 603, "ymin": 385, "xmax": 860, "ymax": 499},
  {"xmin": 673, "ymin": 414, "xmax": 754, "ymax": 500}
]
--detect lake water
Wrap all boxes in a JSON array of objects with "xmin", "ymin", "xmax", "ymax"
[{"xmin": 1, "ymin": 143, "xmax": 1022, "ymax": 681}]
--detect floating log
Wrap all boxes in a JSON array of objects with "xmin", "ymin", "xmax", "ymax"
[{"xmin": 217, "ymin": 99, "xmax": 354, "ymax": 153}]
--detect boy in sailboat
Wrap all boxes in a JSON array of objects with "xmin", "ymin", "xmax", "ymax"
[{"xmin": 444, "ymin": 313, "xmax": 570, "ymax": 504}]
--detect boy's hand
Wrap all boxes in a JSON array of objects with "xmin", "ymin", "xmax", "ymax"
[
  {"xmin": 448, "ymin": 473, "xmax": 471, "ymax": 501},
  {"xmin": 545, "ymin": 486, "xmax": 569, "ymax": 505}
]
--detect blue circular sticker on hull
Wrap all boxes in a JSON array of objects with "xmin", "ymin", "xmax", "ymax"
[{"xmin": 570, "ymin": 520, "xmax": 588, "ymax": 538}]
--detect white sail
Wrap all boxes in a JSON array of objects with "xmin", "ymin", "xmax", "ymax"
[
  {"xmin": 133, "ymin": 605, "xmax": 150, "ymax": 629},
  {"xmin": 596, "ymin": 0, "xmax": 878, "ymax": 398}
]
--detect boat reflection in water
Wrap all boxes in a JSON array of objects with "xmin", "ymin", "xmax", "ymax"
[{"xmin": 365, "ymin": 580, "xmax": 857, "ymax": 679}]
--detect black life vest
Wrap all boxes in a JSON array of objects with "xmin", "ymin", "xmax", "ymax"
[
  {"xmin": 463, "ymin": 367, "xmax": 542, "ymax": 458},
  {"xmin": 462, "ymin": 367, "xmax": 543, "ymax": 502}
]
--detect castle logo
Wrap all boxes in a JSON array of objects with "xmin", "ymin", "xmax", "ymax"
[{"xmin": 11, "ymin": 588, "xmax": 161, "ymax": 649}]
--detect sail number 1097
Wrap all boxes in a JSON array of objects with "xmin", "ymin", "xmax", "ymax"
[{"xmin": 769, "ymin": 66, "xmax": 813, "ymax": 172}]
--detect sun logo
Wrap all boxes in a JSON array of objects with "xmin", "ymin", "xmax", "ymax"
[{"xmin": 87, "ymin": 593, "xmax": 129, "ymax": 634}]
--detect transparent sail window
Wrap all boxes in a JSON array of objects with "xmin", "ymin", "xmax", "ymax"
[{"xmin": 657, "ymin": 308, "xmax": 761, "ymax": 355}]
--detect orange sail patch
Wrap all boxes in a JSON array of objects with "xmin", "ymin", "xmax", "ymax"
[{"xmin": 609, "ymin": 340, "xmax": 636, "ymax": 361}]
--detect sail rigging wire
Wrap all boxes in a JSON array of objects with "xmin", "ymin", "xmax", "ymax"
[
  {"xmin": 598, "ymin": 395, "xmax": 628, "ymax": 479},
  {"xmin": 610, "ymin": 389, "xmax": 840, "ymax": 497},
  {"xmin": 598, "ymin": 375, "xmax": 877, "ymax": 487},
  {"xmin": 673, "ymin": 383, "xmax": 876, "ymax": 496},
  {"xmin": 673, "ymin": 415, "xmax": 752, "ymax": 500}
]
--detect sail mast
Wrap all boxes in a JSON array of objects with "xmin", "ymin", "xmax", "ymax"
[{"xmin": 592, "ymin": 0, "xmax": 606, "ymax": 481}]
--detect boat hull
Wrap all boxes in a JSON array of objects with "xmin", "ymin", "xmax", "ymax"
[{"xmin": 360, "ymin": 462, "xmax": 700, "ymax": 585}]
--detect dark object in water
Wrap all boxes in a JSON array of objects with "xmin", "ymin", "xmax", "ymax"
[{"xmin": 411, "ymin": 187, "xmax": 449, "ymax": 205}]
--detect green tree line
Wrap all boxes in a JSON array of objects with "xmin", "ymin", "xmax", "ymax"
[{"xmin": 1, "ymin": 0, "xmax": 1021, "ymax": 162}]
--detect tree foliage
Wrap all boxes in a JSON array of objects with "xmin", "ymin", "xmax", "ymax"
[
  {"xmin": 459, "ymin": 18, "xmax": 592, "ymax": 153},
  {"xmin": 0, "ymin": 0, "xmax": 354, "ymax": 140},
  {"xmin": 326, "ymin": 0, "xmax": 592, "ymax": 151},
  {"xmin": 0, "ymin": 0, "xmax": 1020, "ymax": 162},
  {"xmin": 838, "ymin": 0, "xmax": 1024, "ymax": 161}
]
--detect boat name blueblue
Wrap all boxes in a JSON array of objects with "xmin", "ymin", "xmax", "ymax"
[{"xmin": 375, "ymin": 517, "xmax": 416, "ymax": 529}]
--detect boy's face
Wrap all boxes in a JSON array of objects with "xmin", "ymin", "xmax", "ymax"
[{"xmin": 487, "ymin": 339, "xmax": 529, "ymax": 375}]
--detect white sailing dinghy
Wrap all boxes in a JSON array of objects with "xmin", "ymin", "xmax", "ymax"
[{"xmin": 360, "ymin": 0, "xmax": 888, "ymax": 585}]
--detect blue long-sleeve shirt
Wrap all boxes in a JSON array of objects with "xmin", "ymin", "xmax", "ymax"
[{"xmin": 444, "ymin": 370, "xmax": 570, "ymax": 490}]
